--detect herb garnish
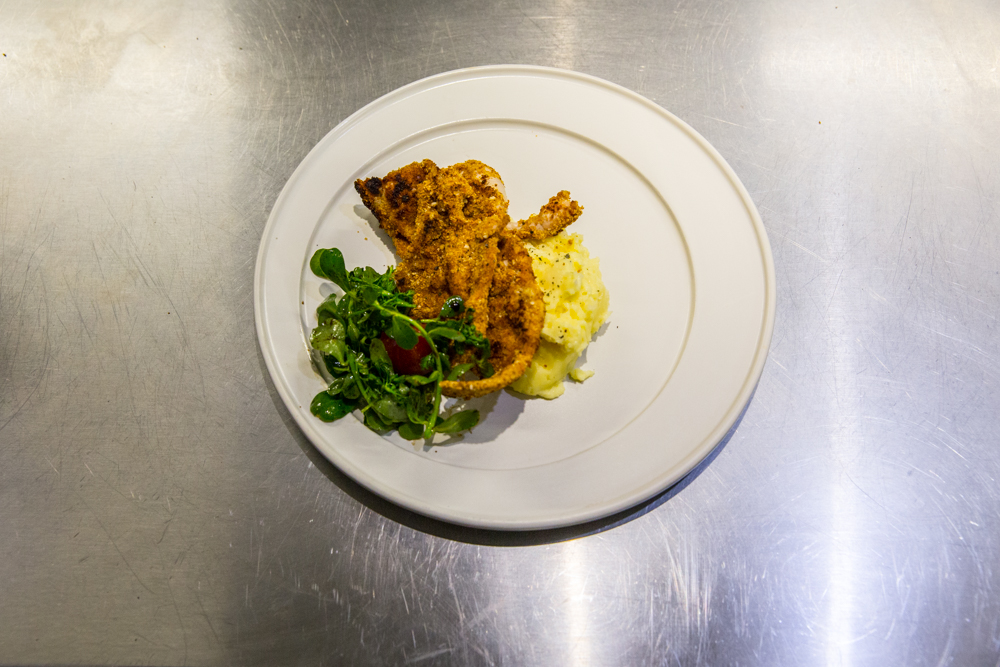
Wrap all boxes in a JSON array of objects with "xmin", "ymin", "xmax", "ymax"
[{"xmin": 307, "ymin": 248, "xmax": 492, "ymax": 438}]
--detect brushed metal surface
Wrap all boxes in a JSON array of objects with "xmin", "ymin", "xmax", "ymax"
[{"xmin": 2, "ymin": 0, "xmax": 999, "ymax": 664}]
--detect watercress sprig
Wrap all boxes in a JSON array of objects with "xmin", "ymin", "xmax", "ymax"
[{"xmin": 307, "ymin": 247, "xmax": 491, "ymax": 438}]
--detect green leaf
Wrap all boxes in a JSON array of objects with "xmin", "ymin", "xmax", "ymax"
[
  {"xmin": 404, "ymin": 392, "xmax": 432, "ymax": 425},
  {"xmin": 310, "ymin": 392, "xmax": 355, "ymax": 422},
  {"xmin": 337, "ymin": 294, "xmax": 353, "ymax": 318},
  {"xmin": 419, "ymin": 354, "xmax": 436, "ymax": 372},
  {"xmin": 323, "ymin": 355, "xmax": 347, "ymax": 375},
  {"xmin": 317, "ymin": 249, "xmax": 350, "ymax": 289},
  {"xmin": 372, "ymin": 396, "xmax": 407, "ymax": 423},
  {"xmin": 341, "ymin": 375, "xmax": 360, "ymax": 400},
  {"xmin": 364, "ymin": 410, "xmax": 390, "ymax": 432},
  {"xmin": 316, "ymin": 295, "xmax": 340, "ymax": 322},
  {"xmin": 350, "ymin": 352, "xmax": 368, "ymax": 377},
  {"xmin": 330, "ymin": 339, "xmax": 348, "ymax": 364},
  {"xmin": 347, "ymin": 320, "xmax": 361, "ymax": 343},
  {"xmin": 446, "ymin": 362, "xmax": 474, "ymax": 381},
  {"xmin": 310, "ymin": 323, "xmax": 348, "ymax": 362},
  {"xmin": 405, "ymin": 373, "xmax": 437, "ymax": 386},
  {"xmin": 369, "ymin": 338, "xmax": 392, "ymax": 373},
  {"xmin": 359, "ymin": 284, "xmax": 380, "ymax": 305},
  {"xmin": 433, "ymin": 410, "xmax": 480, "ymax": 434},
  {"xmin": 309, "ymin": 249, "xmax": 324, "ymax": 278},
  {"xmin": 309, "ymin": 249, "xmax": 349, "ymax": 289},
  {"xmin": 328, "ymin": 318, "xmax": 347, "ymax": 340},
  {"xmin": 389, "ymin": 317, "xmax": 419, "ymax": 350},
  {"xmin": 398, "ymin": 421, "xmax": 426, "ymax": 440},
  {"xmin": 325, "ymin": 376, "xmax": 347, "ymax": 396},
  {"xmin": 427, "ymin": 327, "xmax": 466, "ymax": 342}
]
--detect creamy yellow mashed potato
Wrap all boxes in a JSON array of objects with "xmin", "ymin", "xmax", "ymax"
[{"xmin": 510, "ymin": 231, "xmax": 610, "ymax": 399}]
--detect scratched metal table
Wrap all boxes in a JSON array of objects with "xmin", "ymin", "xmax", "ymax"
[{"xmin": 2, "ymin": 0, "xmax": 999, "ymax": 665}]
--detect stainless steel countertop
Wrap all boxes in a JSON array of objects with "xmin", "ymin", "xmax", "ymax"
[{"xmin": 3, "ymin": 0, "xmax": 999, "ymax": 664}]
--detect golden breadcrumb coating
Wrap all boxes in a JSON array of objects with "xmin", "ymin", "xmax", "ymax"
[
  {"xmin": 355, "ymin": 160, "xmax": 550, "ymax": 399},
  {"xmin": 507, "ymin": 190, "xmax": 583, "ymax": 241}
]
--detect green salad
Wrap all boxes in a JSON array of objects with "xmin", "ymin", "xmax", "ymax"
[{"xmin": 307, "ymin": 247, "xmax": 492, "ymax": 439}]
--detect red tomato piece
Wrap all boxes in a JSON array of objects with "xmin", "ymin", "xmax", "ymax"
[{"xmin": 379, "ymin": 331, "xmax": 432, "ymax": 376}]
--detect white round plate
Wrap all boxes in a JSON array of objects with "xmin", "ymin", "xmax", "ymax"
[{"xmin": 254, "ymin": 65, "xmax": 775, "ymax": 530}]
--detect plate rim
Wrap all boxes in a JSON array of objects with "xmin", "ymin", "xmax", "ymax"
[{"xmin": 254, "ymin": 64, "xmax": 776, "ymax": 530}]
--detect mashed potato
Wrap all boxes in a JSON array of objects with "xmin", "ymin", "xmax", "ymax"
[{"xmin": 510, "ymin": 231, "xmax": 609, "ymax": 399}]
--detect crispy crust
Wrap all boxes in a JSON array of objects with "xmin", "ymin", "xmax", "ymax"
[
  {"xmin": 507, "ymin": 190, "xmax": 583, "ymax": 241},
  {"xmin": 440, "ymin": 232, "xmax": 545, "ymax": 399},
  {"xmin": 355, "ymin": 160, "xmax": 544, "ymax": 398}
]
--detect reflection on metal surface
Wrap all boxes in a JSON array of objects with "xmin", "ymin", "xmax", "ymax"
[
  {"xmin": 551, "ymin": 0, "xmax": 579, "ymax": 71},
  {"xmin": 563, "ymin": 537, "xmax": 592, "ymax": 665},
  {"xmin": 826, "ymin": 480, "xmax": 857, "ymax": 667},
  {"xmin": 825, "ymin": 302, "xmax": 861, "ymax": 667}
]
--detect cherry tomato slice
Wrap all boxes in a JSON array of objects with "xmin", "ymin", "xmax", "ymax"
[{"xmin": 379, "ymin": 332, "xmax": 432, "ymax": 376}]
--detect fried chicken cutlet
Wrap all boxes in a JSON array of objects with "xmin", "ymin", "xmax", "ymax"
[
  {"xmin": 355, "ymin": 160, "xmax": 536, "ymax": 398},
  {"xmin": 506, "ymin": 190, "xmax": 583, "ymax": 240},
  {"xmin": 356, "ymin": 160, "xmax": 504, "ymax": 333},
  {"xmin": 355, "ymin": 159, "xmax": 582, "ymax": 399}
]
